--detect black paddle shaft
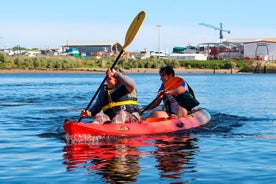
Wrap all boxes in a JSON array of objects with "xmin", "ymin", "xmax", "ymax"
[
  {"xmin": 77, "ymin": 11, "xmax": 146, "ymax": 122},
  {"xmin": 140, "ymin": 95, "xmax": 160, "ymax": 115}
]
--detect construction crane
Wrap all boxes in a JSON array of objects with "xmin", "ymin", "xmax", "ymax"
[{"xmin": 199, "ymin": 22, "xmax": 230, "ymax": 42}]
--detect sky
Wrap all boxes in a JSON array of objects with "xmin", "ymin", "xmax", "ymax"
[{"xmin": 1, "ymin": 0, "xmax": 275, "ymax": 52}]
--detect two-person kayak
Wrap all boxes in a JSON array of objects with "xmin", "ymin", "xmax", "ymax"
[{"xmin": 63, "ymin": 108, "xmax": 211, "ymax": 141}]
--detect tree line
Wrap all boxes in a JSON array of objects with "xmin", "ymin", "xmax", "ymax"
[{"xmin": 0, "ymin": 52, "xmax": 253, "ymax": 71}]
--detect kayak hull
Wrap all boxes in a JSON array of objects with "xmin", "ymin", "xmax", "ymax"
[{"xmin": 63, "ymin": 108, "xmax": 211, "ymax": 141}]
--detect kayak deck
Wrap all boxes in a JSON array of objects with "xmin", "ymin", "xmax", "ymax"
[{"xmin": 63, "ymin": 108, "xmax": 211, "ymax": 141}]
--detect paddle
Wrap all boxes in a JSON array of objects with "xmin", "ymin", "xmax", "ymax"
[
  {"xmin": 78, "ymin": 11, "xmax": 146, "ymax": 122},
  {"xmin": 140, "ymin": 76, "xmax": 184, "ymax": 115}
]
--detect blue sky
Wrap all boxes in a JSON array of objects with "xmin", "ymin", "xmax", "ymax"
[{"xmin": 1, "ymin": 0, "xmax": 275, "ymax": 52}]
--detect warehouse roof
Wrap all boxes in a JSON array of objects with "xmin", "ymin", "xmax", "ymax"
[
  {"xmin": 63, "ymin": 41, "xmax": 121, "ymax": 46},
  {"xmin": 225, "ymin": 38, "xmax": 276, "ymax": 43}
]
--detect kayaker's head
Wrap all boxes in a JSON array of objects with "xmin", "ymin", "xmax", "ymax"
[
  {"xmin": 159, "ymin": 66, "xmax": 175, "ymax": 83},
  {"xmin": 106, "ymin": 68, "xmax": 118, "ymax": 89},
  {"xmin": 106, "ymin": 76, "xmax": 117, "ymax": 88}
]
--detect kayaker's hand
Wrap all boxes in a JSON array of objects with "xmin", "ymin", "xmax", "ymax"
[
  {"xmin": 81, "ymin": 110, "xmax": 91, "ymax": 118},
  {"xmin": 169, "ymin": 113, "xmax": 178, "ymax": 119},
  {"xmin": 164, "ymin": 89, "xmax": 174, "ymax": 96},
  {"xmin": 158, "ymin": 90, "xmax": 165, "ymax": 97},
  {"xmin": 106, "ymin": 68, "xmax": 116, "ymax": 78}
]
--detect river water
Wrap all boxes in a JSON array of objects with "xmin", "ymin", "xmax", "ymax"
[{"xmin": 0, "ymin": 72, "xmax": 275, "ymax": 183}]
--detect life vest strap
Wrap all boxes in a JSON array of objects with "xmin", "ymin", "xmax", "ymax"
[{"xmin": 102, "ymin": 100, "xmax": 138, "ymax": 111}]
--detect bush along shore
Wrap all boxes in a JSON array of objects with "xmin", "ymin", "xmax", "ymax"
[{"xmin": 0, "ymin": 53, "xmax": 275, "ymax": 73}]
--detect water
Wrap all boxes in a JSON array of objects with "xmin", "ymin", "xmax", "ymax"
[{"xmin": 0, "ymin": 72, "xmax": 275, "ymax": 183}]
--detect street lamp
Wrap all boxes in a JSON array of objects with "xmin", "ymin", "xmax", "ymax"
[{"xmin": 156, "ymin": 25, "xmax": 161, "ymax": 53}]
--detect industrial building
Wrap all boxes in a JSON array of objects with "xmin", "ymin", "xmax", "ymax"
[
  {"xmin": 243, "ymin": 38, "xmax": 276, "ymax": 60},
  {"xmin": 62, "ymin": 41, "xmax": 122, "ymax": 57},
  {"xmin": 223, "ymin": 38, "xmax": 276, "ymax": 60}
]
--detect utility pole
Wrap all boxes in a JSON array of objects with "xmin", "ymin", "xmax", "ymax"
[
  {"xmin": 156, "ymin": 25, "xmax": 161, "ymax": 52},
  {"xmin": 0, "ymin": 37, "xmax": 2, "ymax": 50}
]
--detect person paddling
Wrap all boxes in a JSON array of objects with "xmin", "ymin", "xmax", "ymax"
[
  {"xmin": 81, "ymin": 68, "xmax": 140, "ymax": 124},
  {"xmin": 142, "ymin": 65, "xmax": 199, "ymax": 118}
]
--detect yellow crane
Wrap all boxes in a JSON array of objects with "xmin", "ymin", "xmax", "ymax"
[{"xmin": 199, "ymin": 22, "xmax": 230, "ymax": 42}]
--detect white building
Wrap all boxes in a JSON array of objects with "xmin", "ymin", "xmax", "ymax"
[{"xmin": 169, "ymin": 53, "xmax": 208, "ymax": 60}]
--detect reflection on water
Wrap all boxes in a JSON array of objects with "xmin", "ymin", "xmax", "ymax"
[
  {"xmin": 154, "ymin": 136, "xmax": 197, "ymax": 179},
  {"xmin": 63, "ymin": 134, "xmax": 197, "ymax": 183},
  {"xmin": 64, "ymin": 142, "xmax": 140, "ymax": 183}
]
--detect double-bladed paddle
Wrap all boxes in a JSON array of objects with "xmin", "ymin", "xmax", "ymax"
[
  {"xmin": 78, "ymin": 11, "xmax": 146, "ymax": 122},
  {"xmin": 140, "ymin": 76, "xmax": 184, "ymax": 115}
]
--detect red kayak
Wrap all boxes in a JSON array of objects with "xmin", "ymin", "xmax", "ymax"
[{"xmin": 63, "ymin": 108, "xmax": 211, "ymax": 141}]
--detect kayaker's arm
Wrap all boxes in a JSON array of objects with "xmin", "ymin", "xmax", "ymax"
[
  {"xmin": 165, "ymin": 86, "xmax": 186, "ymax": 96},
  {"xmin": 141, "ymin": 85, "xmax": 184, "ymax": 114},
  {"xmin": 89, "ymin": 91, "xmax": 105, "ymax": 116},
  {"xmin": 114, "ymin": 71, "xmax": 136, "ymax": 92},
  {"xmin": 80, "ymin": 87, "xmax": 106, "ymax": 118},
  {"xmin": 80, "ymin": 98, "xmax": 102, "ymax": 118}
]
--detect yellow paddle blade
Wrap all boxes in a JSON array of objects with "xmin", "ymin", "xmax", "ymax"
[
  {"xmin": 122, "ymin": 11, "xmax": 146, "ymax": 51},
  {"xmin": 164, "ymin": 76, "xmax": 184, "ymax": 91}
]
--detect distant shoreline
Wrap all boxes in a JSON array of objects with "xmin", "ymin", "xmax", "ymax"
[{"xmin": 0, "ymin": 68, "xmax": 240, "ymax": 74}]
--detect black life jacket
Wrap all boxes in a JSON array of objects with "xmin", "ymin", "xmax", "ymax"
[
  {"xmin": 101, "ymin": 84, "xmax": 138, "ymax": 119},
  {"xmin": 173, "ymin": 83, "xmax": 200, "ymax": 111},
  {"xmin": 163, "ymin": 82, "xmax": 200, "ymax": 112}
]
